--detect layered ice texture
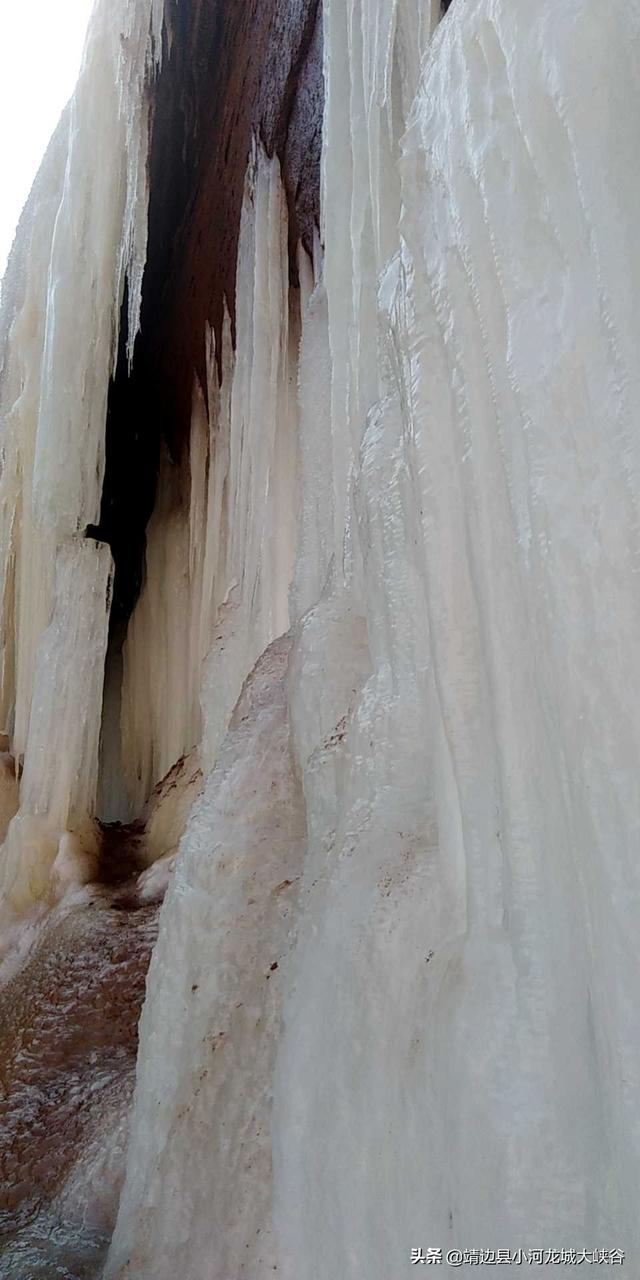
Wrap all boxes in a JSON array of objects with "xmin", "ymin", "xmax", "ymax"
[
  {"xmin": 3, "ymin": 0, "xmax": 640, "ymax": 1276},
  {"xmin": 0, "ymin": 0, "xmax": 163, "ymax": 913},
  {"xmin": 107, "ymin": 0, "xmax": 640, "ymax": 1275}
]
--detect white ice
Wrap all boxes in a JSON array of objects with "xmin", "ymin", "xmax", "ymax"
[
  {"xmin": 0, "ymin": 538, "xmax": 112, "ymax": 916},
  {"xmin": 0, "ymin": 0, "xmax": 163, "ymax": 834},
  {"xmin": 108, "ymin": 2, "xmax": 640, "ymax": 1277},
  {"xmin": 1, "ymin": 0, "xmax": 639, "ymax": 1276}
]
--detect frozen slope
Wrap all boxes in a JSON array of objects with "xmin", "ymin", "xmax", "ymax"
[
  {"xmin": 108, "ymin": 1, "xmax": 640, "ymax": 1276},
  {"xmin": 106, "ymin": 635, "xmax": 307, "ymax": 1278}
]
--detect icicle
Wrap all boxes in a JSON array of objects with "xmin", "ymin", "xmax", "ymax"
[
  {"xmin": 290, "ymin": 276, "xmax": 333, "ymax": 621},
  {"xmin": 227, "ymin": 144, "xmax": 292, "ymax": 638},
  {"xmin": 320, "ymin": 0, "xmax": 435, "ymax": 585},
  {"xmin": 119, "ymin": 144, "xmax": 297, "ymax": 805},
  {"xmin": 120, "ymin": 449, "xmax": 194, "ymax": 817},
  {"xmin": 198, "ymin": 315, "xmax": 232, "ymax": 669}
]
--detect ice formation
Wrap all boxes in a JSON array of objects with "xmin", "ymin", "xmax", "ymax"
[
  {"xmin": 107, "ymin": 2, "xmax": 640, "ymax": 1276},
  {"xmin": 0, "ymin": 0, "xmax": 162, "ymax": 909},
  {"xmin": 1, "ymin": 539, "xmax": 112, "ymax": 915},
  {"xmin": 2, "ymin": 0, "xmax": 640, "ymax": 1275},
  {"xmin": 118, "ymin": 147, "xmax": 298, "ymax": 811}
]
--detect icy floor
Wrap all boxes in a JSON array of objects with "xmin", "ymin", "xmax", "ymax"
[
  {"xmin": 2, "ymin": 0, "xmax": 640, "ymax": 1274},
  {"xmin": 0, "ymin": 872, "xmax": 158, "ymax": 1280}
]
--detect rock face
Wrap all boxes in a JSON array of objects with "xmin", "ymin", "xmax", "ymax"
[{"xmin": 2, "ymin": 0, "xmax": 640, "ymax": 1277}]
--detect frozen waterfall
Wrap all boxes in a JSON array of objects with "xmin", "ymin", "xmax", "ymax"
[{"xmin": 1, "ymin": 0, "xmax": 639, "ymax": 1276}]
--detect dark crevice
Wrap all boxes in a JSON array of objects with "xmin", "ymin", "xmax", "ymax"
[
  {"xmin": 87, "ymin": 281, "xmax": 161, "ymax": 627},
  {"xmin": 92, "ymin": 0, "xmax": 324, "ymax": 633},
  {"xmin": 97, "ymin": 820, "xmax": 146, "ymax": 887}
]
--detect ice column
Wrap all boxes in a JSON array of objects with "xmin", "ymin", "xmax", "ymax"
[
  {"xmin": 0, "ymin": 539, "xmax": 113, "ymax": 914},
  {"xmin": 0, "ymin": 0, "xmax": 163, "ymax": 775}
]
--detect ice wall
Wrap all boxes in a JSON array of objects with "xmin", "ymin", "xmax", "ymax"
[
  {"xmin": 0, "ymin": 0, "xmax": 163, "ymax": 907},
  {"xmin": 108, "ymin": 0, "xmax": 640, "ymax": 1277}
]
